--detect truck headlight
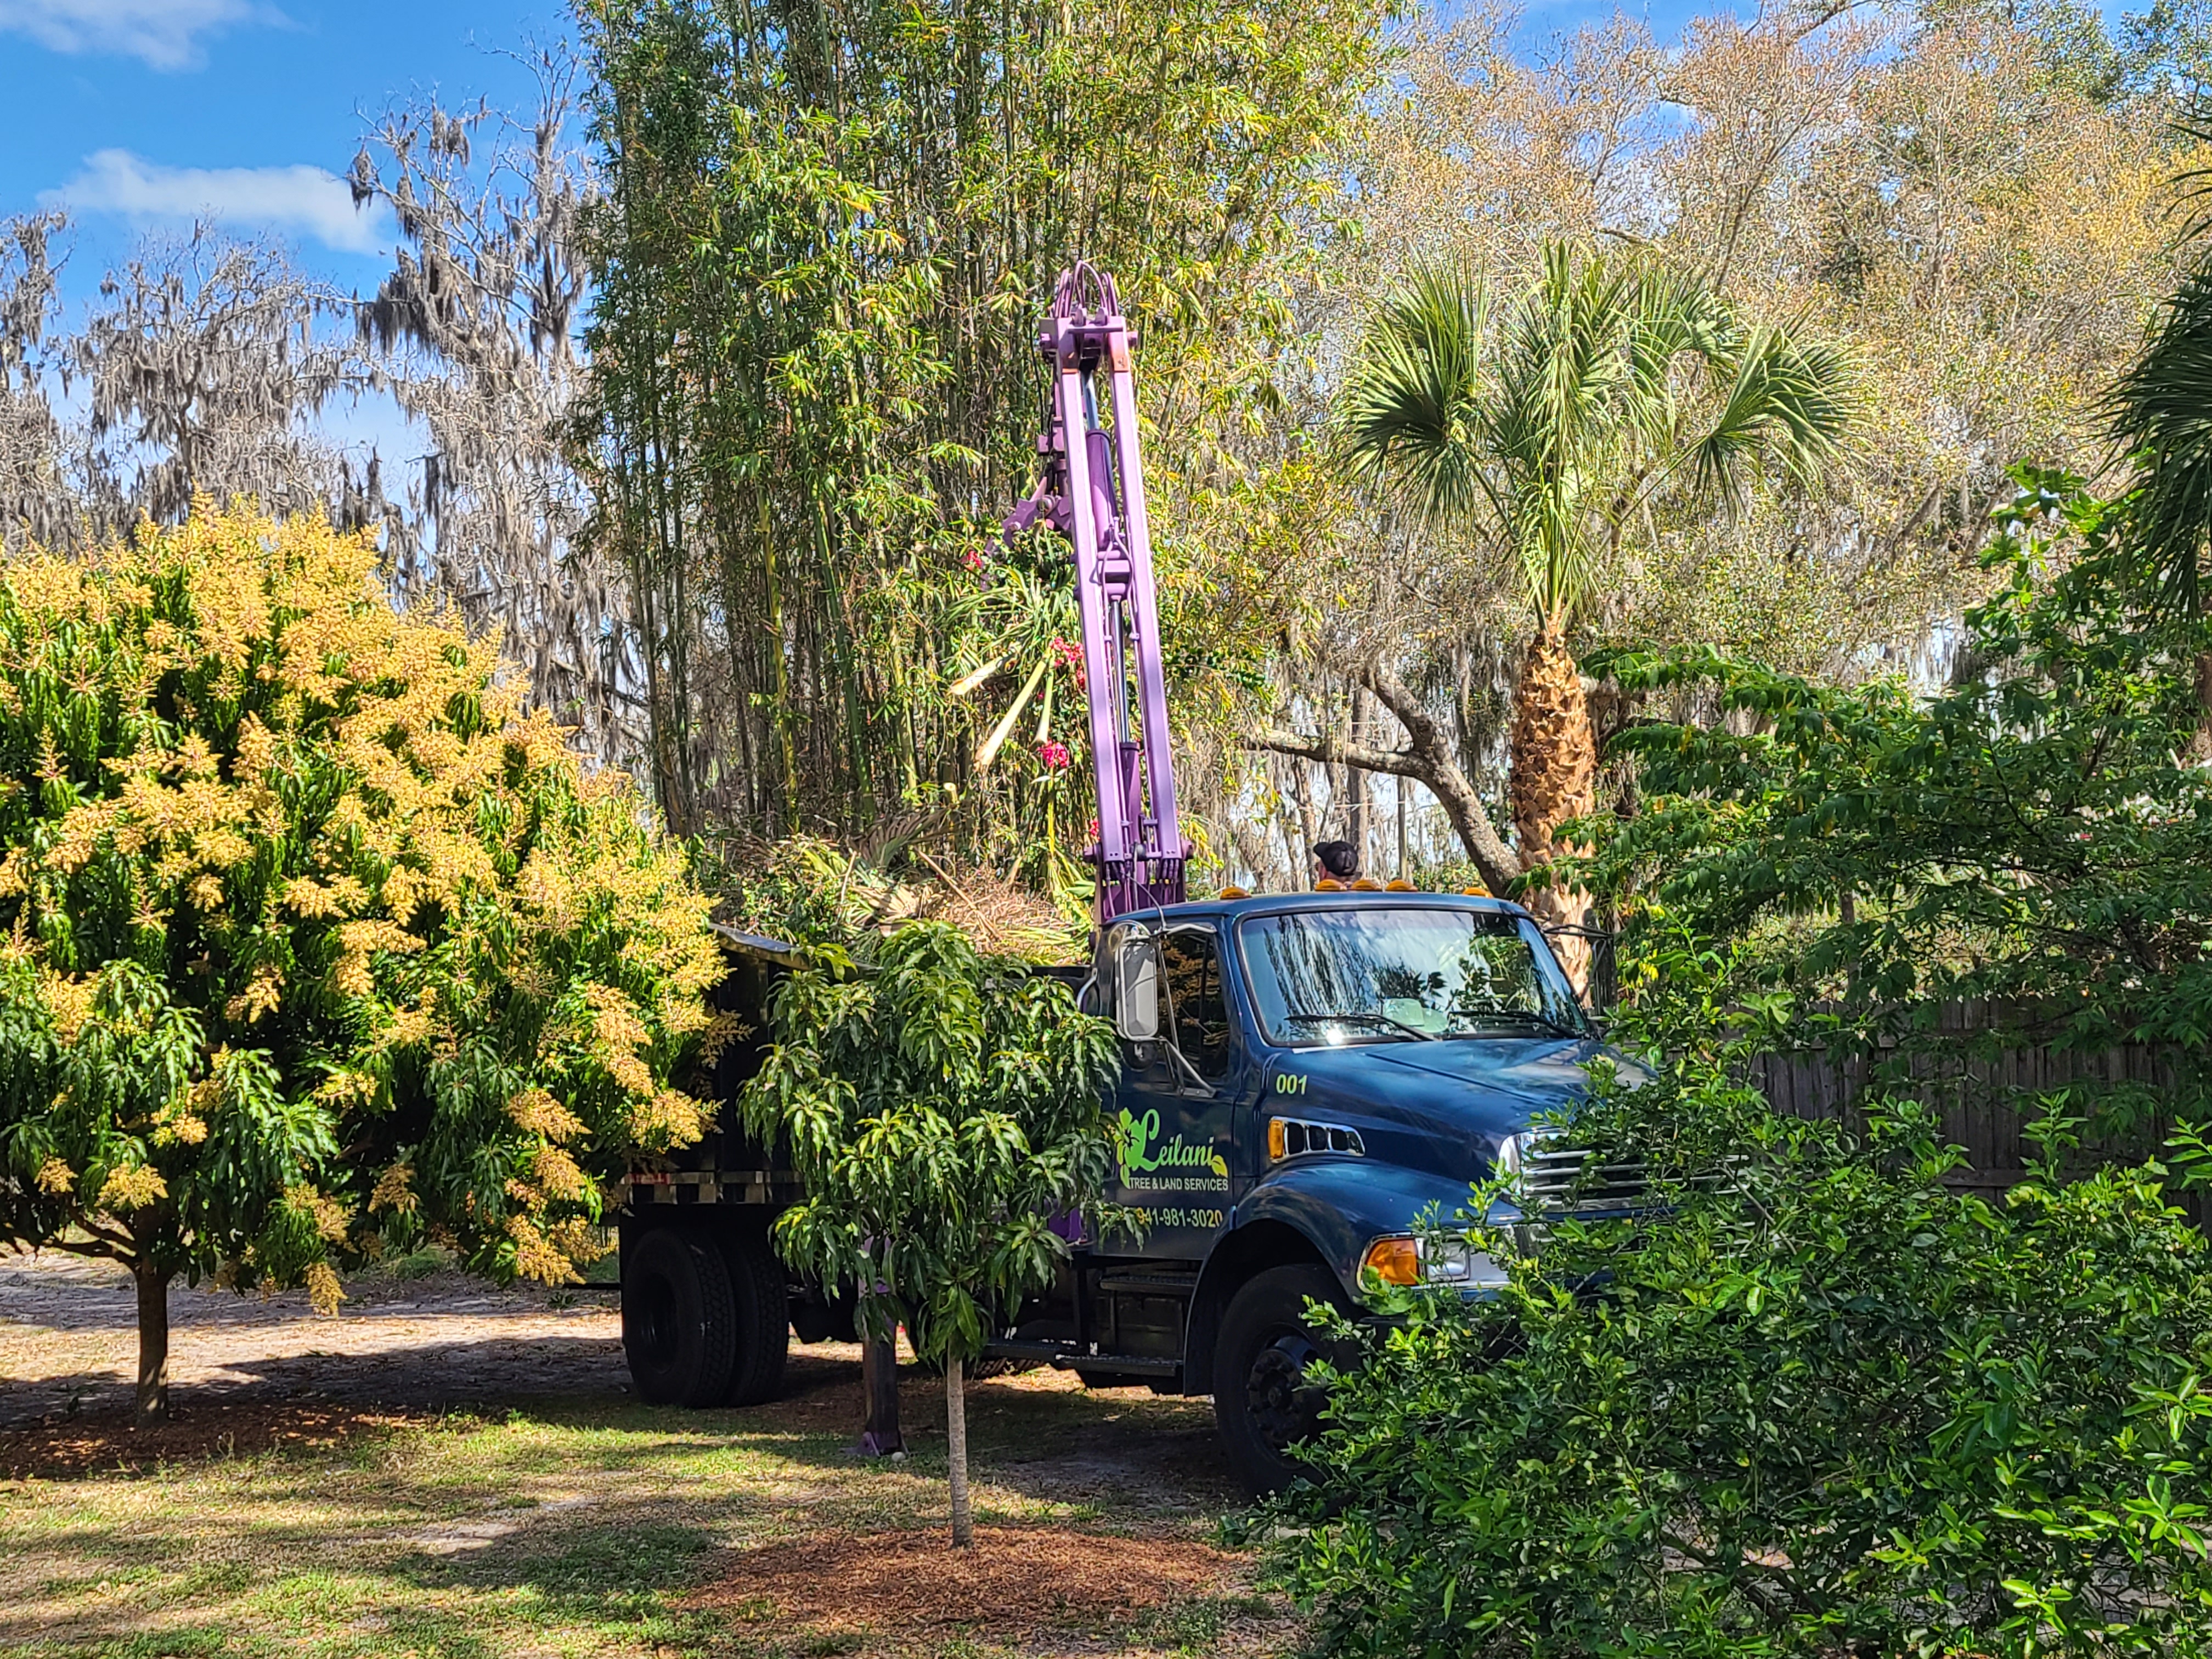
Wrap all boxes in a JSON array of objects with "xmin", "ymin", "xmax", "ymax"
[
  {"xmin": 1494, "ymin": 1131, "xmax": 1525, "ymax": 1182},
  {"xmin": 1362, "ymin": 1234, "xmax": 1510, "ymax": 1291}
]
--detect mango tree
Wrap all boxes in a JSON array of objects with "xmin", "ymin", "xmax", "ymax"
[
  {"xmin": 743, "ymin": 921, "xmax": 1124, "ymax": 1545},
  {"xmin": 0, "ymin": 505, "xmax": 724, "ymax": 1424}
]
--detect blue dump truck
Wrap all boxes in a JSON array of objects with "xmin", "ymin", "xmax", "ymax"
[
  {"xmin": 619, "ymin": 264, "xmax": 1623, "ymax": 1492},
  {"xmin": 617, "ymin": 885, "xmax": 1621, "ymax": 1494}
]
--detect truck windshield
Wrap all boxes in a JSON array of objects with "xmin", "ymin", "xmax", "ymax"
[{"xmin": 1237, "ymin": 906, "xmax": 1588, "ymax": 1046}]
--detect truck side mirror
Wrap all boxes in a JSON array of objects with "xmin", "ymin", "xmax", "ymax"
[{"xmin": 1114, "ymin": 938, "xmax": 1161, "ymax": 1042}]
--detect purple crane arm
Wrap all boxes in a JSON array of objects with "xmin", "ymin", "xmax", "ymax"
[{"xmin": 1001, "ymin": 263, "xmax": 1187, "ymax": 921}]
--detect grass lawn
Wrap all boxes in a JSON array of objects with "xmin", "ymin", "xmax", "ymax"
[{"xmin": 0, "ymin": 1260, "xmax": 1288, "ymax": 1659}]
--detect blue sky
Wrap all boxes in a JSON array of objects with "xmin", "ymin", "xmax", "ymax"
[
  {"xmin": 0, "ymin": 0, "xmax": 560, "ymax": 306},
  {"xmin": 0, "ymin": 0, "xmax": 1730, "ymax": 313}
]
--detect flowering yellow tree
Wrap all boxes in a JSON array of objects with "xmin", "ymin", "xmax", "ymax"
[{"xmin": 0, "ymin": 505, "xmax": 724, "ymax": 1424}]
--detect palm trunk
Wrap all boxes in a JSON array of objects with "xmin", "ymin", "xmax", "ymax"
[
  {"xmin": 945, "ymin": 1355, "xmax": 972, "ymax": 1547},
  {"xmin": 134, "ymin": 1261, "xmax": 172, "ymax": 1428},
  {"xmin": 1509, "ymin": 617, "xmax": 1598, "ymax": 994}
]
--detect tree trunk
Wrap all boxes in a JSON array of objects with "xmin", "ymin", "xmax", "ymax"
[
  {"xmin": 859, "ymin": 1333, "xmax": 903, "ymax": 1456},
  {"xmin": 1348, "ymin": 685, "xmax": 1372, "ymax": 874},
  {"xmin": 1510, "ymin": 618, "xmax": 1598, "ymax": 994},
  {"xmin": 134, "ymin": 1261, "xmax": 172, "ymax": 1428},
  {"xmin": 2191, "ymin": 650, "xmax": 2212, "ymax": 764},
  {"xmin": 1285, "ymin": 746, "xmax": 1319, "ymax": 873},
  {"xmin": 945, "ymin": 1355, "xmax": 973, "ymax": 1547},
  {"xmin": 1395, "ymin": 772, "xmax": 1408, "ymax": 879}
]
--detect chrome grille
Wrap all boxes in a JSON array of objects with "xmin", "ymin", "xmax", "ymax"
[
  {"xmin": 1515, "ymin": 1141, "xmax": 1649, "ymax": 1212},
  {"xmin": 1504, "ymin": 1131, "xmax": 1650, "ymax": 1255},
  {"xmin": 1504, "ymin": 1131, "xmax": 1742, "ymax": 1253}
]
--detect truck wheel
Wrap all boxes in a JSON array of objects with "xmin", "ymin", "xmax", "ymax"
[
  {"xmin": 712, "ymin": 1226, "xmax": 791, "ymax": 1406},
  {"xmin": 1212, "ymin": 1265, "xmax": 1351, "ymax": 1497},
  {"xmin": 622, "ymin": 1228, "xmax": 736, "ymax": 1406}
]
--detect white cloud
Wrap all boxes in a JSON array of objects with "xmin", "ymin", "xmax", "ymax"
[
  {"xmin": 0, "ymin": 0, "xmax": 275, "ymax": 72},
  {"xmin": 44, "ymin": 150, "xmax": 389, "ymax": 256}
]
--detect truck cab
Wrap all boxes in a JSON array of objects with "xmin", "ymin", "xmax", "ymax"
[{"xmin": 1002, "ymin": 887, "xmax": 1606, "ymax": 1491}]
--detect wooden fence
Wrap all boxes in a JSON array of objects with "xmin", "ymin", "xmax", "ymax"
[{"xmin": 1746, "ymin": 1000, "xmax": 2209, "ymax": 1229}]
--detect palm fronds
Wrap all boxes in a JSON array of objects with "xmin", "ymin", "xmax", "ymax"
[
  {"xmin": 2110, "ymin": 115, "xmax": 2212, "ymax": 617},
  {"xmin": 1691, "ymin": 328, "xmax": 1858, "ymax": 505},
  {"xmin": 1336, "ymin": 261, "xmax": 1501, "ymax": 528},
  {"xmin": 1339, "ymin": 240, "xmax": 1858, "ymax": 627}
]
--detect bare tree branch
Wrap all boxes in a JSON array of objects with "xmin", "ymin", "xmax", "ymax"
[
  {"xmin": 354, "ymin": 46, "xmax": 645, "ymax": 777},
  {"xmin": 1246, "ymin": 659, "xmax": 1523, "ymax": 895},
  {"xmin": 44, "ymin": 1224, "xmax": 133, "ymax": 1260},
  {"xmin": 1246, "ymin": 725, "xmax": 1422, "ymax": 776},
  {"xmin": 1360, "ymin": 661, "xmax": 1524, "ymax": 893},
  {"xmin": 72, "ymin": 229, "xmax": 371, "ymax": 532}
]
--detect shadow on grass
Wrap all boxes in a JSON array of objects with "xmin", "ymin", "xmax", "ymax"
[
  {"xmin": 729, "ymin": 1354, "xmax": 1243, "ymax": 1515},
  {"xmin": 11, "ymin": 1483, "xmax": 768, "ymax": 1656},
  {"xmin": 2, "ymin": 1330, "xmax": 630, "ymax": 1432},
  {"xmin": 5, "ymin": 1345, "xmax": 1250, "ymax": 1658},
  {"xmin": 385, "ymin": 1501, "xmax": 733, "ymax": 1617},
  {"xmin": 31, "ymin": 1629, "xmax": 237, "ymax": 1659},
  {"xmin": 7, "ymin": 1346, "xmax": 1239, "ymax": 1509}
]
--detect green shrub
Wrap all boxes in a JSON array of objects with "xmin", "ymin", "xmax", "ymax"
[
  {"xmin": 1260, "ymin": 1064, "xmax": 2212, "ymax": 1657},
  {"xmin": 1570, "ymin": 472, "xmax": 2212, "ymax": 1127}
]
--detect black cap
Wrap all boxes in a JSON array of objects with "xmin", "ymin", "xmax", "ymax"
[{"xmin": 1312, "ymin": 840, "xmax": 1359, "ymax": 880}]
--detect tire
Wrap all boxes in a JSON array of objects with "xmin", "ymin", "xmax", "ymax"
[
  {"xmin": 622, "ymin": 1227, "xmax": 736, "ymax": 1406},
  {"xmin": 791, "ymin": 1283, "xmax": 858, "ymax": 1345},
  {"xmin": 712, "ymin": 1226, "xmax": 791, "ymax": 1406},
  {"xmin": 1211, "ymin": 1264, "xmax": 1353, "ymax": 1498}
]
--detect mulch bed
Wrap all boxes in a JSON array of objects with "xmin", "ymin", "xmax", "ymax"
[
  {"xmin": 693, "ymin": 1525, "xmax": 1240, "ymax": 1635},
  {"xmin": 0, "ymin": 1400, "xmax": 431, "ymax": 1479}
]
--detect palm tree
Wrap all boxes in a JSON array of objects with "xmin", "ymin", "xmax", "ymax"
[
  {"xmin": 1340, "ymin": 242, "xmax": 1855, "ymax": 952},
  {"xmin": 2111, "ymin": 119, "xmax": 2212, "ymax": 751},
  {"xmin": 2112, "ymin": 261, "xmax": 2212, "ymax": 618}
]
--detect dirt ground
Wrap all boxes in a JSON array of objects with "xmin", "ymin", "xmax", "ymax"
[
  {"xmin": 0, "ymin": 1247, "xmax": 1282, "ymax": 1658},
  {"xmin": 695, "ymin": 1527, "xmax": 1243, "ymax": 1634},
  {"xmin": 0, "ymin": 1249, "xmax": 633, "ymax": 1429}
]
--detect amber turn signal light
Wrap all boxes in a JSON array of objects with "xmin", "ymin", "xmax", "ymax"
[{"xmin": 1363, "ymin": 1236, "xmax": 1421, "ymax": 1287}]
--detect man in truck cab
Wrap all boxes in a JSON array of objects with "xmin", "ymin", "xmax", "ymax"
[{"xmin": 1311, "ymin": 838, "xmax": 1359, "ymax": 889}]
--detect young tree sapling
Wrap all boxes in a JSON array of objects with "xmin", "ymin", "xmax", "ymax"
[{"xmin": 743, "ymin": 921, "xmax": 1125, "ymax": 1545}]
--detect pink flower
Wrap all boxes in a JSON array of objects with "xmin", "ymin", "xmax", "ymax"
[
  {"xmin": 1051, "ymin": 637, "xmax": 1087, "ymax": 692},
  {"xmin": 961, "ymin": 547, "xmax": 987, "ymax": 575},
  {"xmin": 1037, "ymin": 741, "xmax": 1072, "ymax": 771}
]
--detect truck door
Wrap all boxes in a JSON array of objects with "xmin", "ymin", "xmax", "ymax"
[{"xmin": 1103, "ymin": 921, "xmax": 1245, "ymax": 1260}]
